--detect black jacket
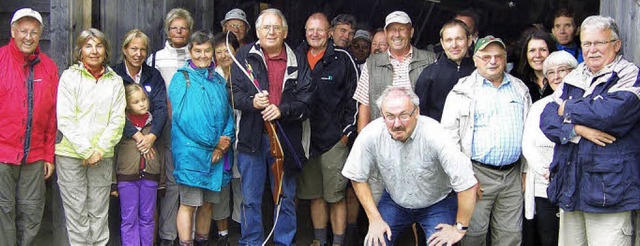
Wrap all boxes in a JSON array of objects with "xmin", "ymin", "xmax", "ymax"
[
  {"xmin": 230, "ymin": 42, "xmax": 313, "ymax": 170},
  {"xmin": 414, "ymin": 52, "xmax": 475, "ymax": 122},
  {"xmin": 296, "ymin": 40, "xmax": 358, "ymax": 156},
  {"xmin": 112, "ymin": 62, "xmax": 168, "ymax": 138}
]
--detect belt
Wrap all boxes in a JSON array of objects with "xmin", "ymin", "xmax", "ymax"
[{"xmin": 473, "ymin": 160, "xmax": 518, "ymax": 171}]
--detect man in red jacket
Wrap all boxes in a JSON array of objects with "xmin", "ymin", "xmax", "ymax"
[{"xmin": 0, "ymin": 8, "xmax": 59, "ymax": 245}]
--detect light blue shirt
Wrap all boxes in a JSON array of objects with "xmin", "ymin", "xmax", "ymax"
[{"xmin": 471, "ymin": 75, "xmax": 524, "ymax": 166}]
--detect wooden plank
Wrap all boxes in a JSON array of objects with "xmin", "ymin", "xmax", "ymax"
[{"xmin": 600, "ymin": 0, "xmax": 640, "ymax": 65}]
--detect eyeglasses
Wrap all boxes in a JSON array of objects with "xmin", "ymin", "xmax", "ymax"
[
  {"xmin": 386, "ymin": 26, "xmax": 409, "ymax": 34},
  {"xmin": 474, "ymin": 54, "xmax": 506, "ymax": 63},
  {"xmin": 384, "ymin": 107, "xmax": 417, "ymax": 123},
  {"xmin": 169, "ymin": 26, "xmax": 189, "ymax": 32},
  {"xmin": 260, "ymin": 25, "xmax": 284, "ymax": 33},
  {"xmin": 225, "ymin": 23, "xmax": 246, "ymax": 30},
  {"xmin": 581, "ymin": 39, "xmax": 617, "ymax": 49},
  {"xmin": 18, "ymin": 29, "xmax": 40, "ymax": 38},
  {"xmin": 545, "ymin": 66, "xmax": 572, "ymax": 78},
  {"xmin": 305, "ymin": 28, "xmax": 328, "ymax": 34}
]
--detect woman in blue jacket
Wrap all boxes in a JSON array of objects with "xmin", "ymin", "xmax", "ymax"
[{"xmin": 168, "ymin": 30, "xmax": 235, "ymax": 246}]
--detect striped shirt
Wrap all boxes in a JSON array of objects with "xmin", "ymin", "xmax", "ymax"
[
  {"xmin": 353, "ymin": 48, "xmax": 413, "ymax": 105},
  {"xmin": 471, "ymin": 75, "xmax": 525, "ymax": 166}
]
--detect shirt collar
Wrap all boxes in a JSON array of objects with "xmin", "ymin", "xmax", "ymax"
[
  {"xmin": 386, "ymin": 46, "xmax": 413, "ymax": 61},
  {"xmin": 125, "ymin": 64, "xmax": 142, "ymax": 83}
]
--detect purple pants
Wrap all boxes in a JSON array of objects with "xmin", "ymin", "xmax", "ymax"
[{"xmin": 118, "ymin": 179, "xmax": 158, "ymax": 246}]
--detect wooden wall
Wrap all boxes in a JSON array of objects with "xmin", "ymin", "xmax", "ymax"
[
  {"xmin": 600, "ymin": 0, "xmax": 640, "ymax": 65},
  {"xmin": 99, "ymin": 0, "xmax": 215, "ymax": 64}
]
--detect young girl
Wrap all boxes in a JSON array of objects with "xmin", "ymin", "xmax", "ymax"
[{"xmin": 116, "ymin": 83, "xmax": 161, "ymax": 246}]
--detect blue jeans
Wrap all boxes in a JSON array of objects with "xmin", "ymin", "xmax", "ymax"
[
  {"xmin": 237, "ymin": 135, "xmax": 297, "ymax": 246},
  {"xmin": 377, "ymin": 191, "xmax": 457, "ymax": 244}
]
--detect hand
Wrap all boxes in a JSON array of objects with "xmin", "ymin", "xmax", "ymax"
[
  {"xmin": 86, "ymin": 151, "xmax": 103, "ymax": 166},
  {"xmin": 216, "ymin": 136, "xmax": 232, "ymax": 153},
  {"xmin": 44, "ymin": 162, "xmax": 55, "ymax": 179},
  {"xmin": 475, "ymin": 180, "xmax": 483, "ymax": 200},
  {"xmin": 557, "ymin": 100, "xmax": 566, "ymax": 116},
  {"xmin": 212, "ymin": 149, "xmax": 223, "ymax": 163},
  {"xmin": 143, "ymin": 147, "xmax": 157, "ymax": 161},
  {"xmin": 365, "ymin": 218, "xmax": 392, "ymax": 246},
  {"xmin": 427, "ymin": 224, "xmax": 466, "ymax": 246},
  {"xmin": 340, "ymin": 135, "xmax": 349, "ymax": 146},
  {"xmin": 261, "ymin": 104, "xmax": 282, "ymax": 121},
  {"xmin": 543, "ymin": 168, "xmax": 550, "ymax": 181},
  {"xmin": 136, "ymin": 134, "xmax": 157, "ymax": 154},
  {"xmin": 110, "ymin": 191, "xmax": 119, "ymax": 197},
  {"xmin": 521, "ymin": 173, "xmax": 527, "ymax": 193},
  {"xmin": 574, "ymin": 124, "xmax": 616, "ymax": 147},
  {"xmin": 253, "ymin": 91, "xmax": 270, "ymax": 110}
]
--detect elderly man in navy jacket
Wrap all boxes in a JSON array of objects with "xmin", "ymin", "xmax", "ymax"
[{"xmin": 540, "ymin": 15, "xmax": 640, "ymax": 245}]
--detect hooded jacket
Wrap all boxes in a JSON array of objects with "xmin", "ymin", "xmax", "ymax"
[{"xmin": 0, "ymin": 39, "xmax": 59, "ymax": 165}]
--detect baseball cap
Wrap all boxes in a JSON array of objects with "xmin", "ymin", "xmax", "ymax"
[
  {"xmin": 384, "ymin": 11, "xmax": 411, "ymax": 29},
  {"xmin": 220, "ymin": 8, "xmax": 249, "ymax": 27},
  {"xmin": 11, "ymin": 8, "xmax": 43, "ymax": 26},
  {"xmin": 474, "ymin": 35, "xmax": 506, "ymax": 54},
  {"xmin": 353, "ymin": 30, "xmax": 372, "ymax": 42}
]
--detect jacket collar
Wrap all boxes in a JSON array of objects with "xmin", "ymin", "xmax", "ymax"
[{"xmin": 163, "ymin": 40, "xmax": 189, "ymax": 54}]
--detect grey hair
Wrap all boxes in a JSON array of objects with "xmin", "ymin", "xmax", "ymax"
[
  {"xmin": 164, "ymin": 8, "xmax": 194, "ymax": 36},
  {"xmin": 543, "ymin": 51, "xmax": 578, "ymax": 76},
  {"xmin": 375, "ymin": 86, "xmax": 420, "ymax": 113},
  {"xmin": 255, "ymin": 8, "xmax": 288, "ymax": 30},
  {"xmin": 188, "ymin": 30, "xmax": 214, "ymax": 51},
  {"xmin": 331, "ymin": 14, "xmax": 356, "ymax": 29},
  {"xmin": 580, "ymin": 15, "xmax": 620, "ymax": 41}
]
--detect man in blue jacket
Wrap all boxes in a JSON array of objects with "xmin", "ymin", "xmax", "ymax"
[
  {"xmin": 540, "ymin": 15, "xmax": 640, "ymax": 245},
  {"xmin": 230, "ymin": 8, "xmax": 312, "ymax": 246},
  {"xmin": 296, "ymin": 13, "xmax": 358, "ymax": 246}
]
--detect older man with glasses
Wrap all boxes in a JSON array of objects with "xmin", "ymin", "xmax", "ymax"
[
  {"xmin": 221, "ymin": 8, "xmax": 251, "ymax": 46},
  {"xmin": 231, "ymin": 8, "xmax": 313, "ymax": 246},
  {"xmin": 540, "ymin": 15, "xmax": 640, "ymax": 246},
  {"xmin": 343, "ymin": 86, "xmax": 477, "ymax": 246},
  {"xmin": 441, "ymin": 35, "xmax": 532, "ymax": 246}
]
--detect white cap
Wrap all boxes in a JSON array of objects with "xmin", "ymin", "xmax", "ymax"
[
  {"xmin": 220, "ymin": 8, "xmax": 250, "ymax": 27},
  {"xmin": 11, "ymin": 8, "xmax": 43, "ymax": 26},
  {"xmin": 384, "ymin": 11, "xmax": 411, "ymax": 29},
  {"xmin": 353, "ymin": 30, "xmax": 372, "ymax": 42}
]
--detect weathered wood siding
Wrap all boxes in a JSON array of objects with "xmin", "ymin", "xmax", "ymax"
[
  {"xmin": 99, "ymin": 0, "xmax": 215, "ymax": 64},
  {"xmin": 600, "ymin": 0, "xmax": 640, "ymax": 65}
]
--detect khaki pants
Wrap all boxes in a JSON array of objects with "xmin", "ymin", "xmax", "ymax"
[
  {"xmin": 0, "ymin": 162, "xmax": 45, "ymax": 246},
  {"xmin": 460, "ymin": 163, "xmax": 523, "ymax": 246},
  {"xmin": 56, "ymin": 155, "xmax": 112, "ymax": 246},
  {"xmin": 559, "ymin": 209, "xmax": 633, "ymax": 246}
]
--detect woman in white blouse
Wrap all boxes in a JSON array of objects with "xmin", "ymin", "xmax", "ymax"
[{"xmin": 522, "ymin": 50, "xmax": 578, "ymax": 246}]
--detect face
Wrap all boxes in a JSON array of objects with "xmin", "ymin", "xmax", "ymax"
[
  {"xmin": 330, "ymin": 23, "xmax": 355, "ymax": 48},
  {"xmin": 473, "ymin": 43, "xmax": 507, "ymax": 83},
  {"xmin": 11, "ymin": 18, "xmax": 42, "ymax": 55},
  {"xmin": 81, "ymin": 37, "xmax": 106, "ymax": 69},
  {"xmin": 545, "ymin": 65, "xmax": 573, "ymax": 90},
  {"xmin": 371, "ymin": 32, "xmax": 388, "ymax": 54},
  {"xmin": 382, "ymin": 93, "xmax": 418, "ymax": 142},
  {"xmin": 552, "ymin": 16, "xmax": 575, "ymax": 45},
  {"xmin": 581, "ymin": 28, "xmax": 620, "ymax": 73},
  {"xmin": 526, "ymin": 39, "xmax": 550, "ymax": 72},
  {"xmin": 351, "ymin": 39, "xmax": 371, "ymax": 62},
  {"xmin": 223, "ymin": 19, "xmax": 248, "ymax": 42},
  {"xmin": 440, "ymin": 25, "xmax": 471, "ymax": 63},
  {"xmin": 127, "ymin": 90, "xmax": 149, "ymax": 115},
  {"xmin": 385, "ymin": 23, "xmax": 414, "ymax": 54},
  {"xmin": 123, "ymin": 37, "xmax": 147, "ymax": 69},
  {"xmin": 189, "ymin": 42, "xmax": 214, "ymax": 68},
  {"xmin": 256, "ymin": 13, "xmax": 287, "ymax": 52},
  {"xmin": 168, "ymin": 18, "xmax": 190, "ymax": 48},
  {"xmin": 305, "ymin": 17, "xmax": 330, "ymax": 50},
  {"xmin": 214, "ymin": 43, "xmax": 236, "ymax": 68},
  {"xmin": 455, "ymin": 15, "xmax": 477, "ymax": 39}
]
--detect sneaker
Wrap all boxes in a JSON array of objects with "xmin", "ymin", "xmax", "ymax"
[
  {"xmin": 216, "ymin": 235, "xmax": 230, "ymax": 246},
  {"xmin": 310, "ymin": 240, "xmax": 325, "ymax": 246}
]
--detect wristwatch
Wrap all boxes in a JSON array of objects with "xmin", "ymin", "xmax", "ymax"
[{"xmin": 455, "ymin": 222, "xmax": 468, "ymax": 231}]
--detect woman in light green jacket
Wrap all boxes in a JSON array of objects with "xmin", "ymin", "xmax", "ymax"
[{"xmin": 55, "ymin": 28, "xmax": 126, "ymax": 245}]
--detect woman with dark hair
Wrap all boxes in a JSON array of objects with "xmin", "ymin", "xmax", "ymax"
[
  {"xmin": 168, "ymin": 30, "xmax": 235, "ymax": 246},
  {"xmin": 514, "ymin": 27, "xmax": 557, "ymax": 102}
]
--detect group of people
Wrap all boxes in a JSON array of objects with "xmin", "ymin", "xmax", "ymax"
[{"xmin": 0, "ymin": 4, "xmax": 638, "ymax": 246}]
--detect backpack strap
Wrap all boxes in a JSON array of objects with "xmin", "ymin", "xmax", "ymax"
[{"xmin": 180, "ymin": 70, "xmax": 190, "ymax": 88}]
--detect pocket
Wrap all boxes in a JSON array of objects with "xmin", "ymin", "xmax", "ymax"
[{"xmin": 583, "ymin": 157, "xmax": 625, "ymax": 207}]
